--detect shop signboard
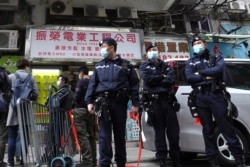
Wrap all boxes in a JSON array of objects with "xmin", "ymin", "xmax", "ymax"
[
  {"xmin": 28, "ymin": 28, "xmax": 142, "ymax": 61},
  {"xmin": 144, "ymin": 36, "xmax": 190, "ymax": 61}
]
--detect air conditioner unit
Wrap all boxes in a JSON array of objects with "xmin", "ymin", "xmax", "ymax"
[
  {"xmin": 246, "ymin": 3, "xmax": 250, "ymax": 14},
  {"xmin": 0, "ymin": 0, "xmax": 19, "ymax": 10},
  {"xmin": 49, "ymin": 0, "xmax": 73, "ymax": 16},
  {"xmin": 0, "ymin": 30, "xmax": 18, "ymax": 50},
  {"xmin": 117, "ymin": 7, "xmax": 138, "ymax": 18},
  {"xmin": 229, "ymin": 1, "xmax": 246, "ymax": 10},
  {"xmin": 84, "ymin": 5, "xmax": 106, "ymax": 17}
]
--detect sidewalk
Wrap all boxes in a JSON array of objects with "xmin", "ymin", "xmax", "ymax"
[
  {"xmin": 3, "ymin": 141, "xmax": 157, "ymax": 167},
  {"xmin": 73, "ymin": 141, "xmax": 158, "ymax": 167}
]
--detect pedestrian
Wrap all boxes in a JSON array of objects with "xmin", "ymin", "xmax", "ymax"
[
  {"xmin": 43, "ymin": 75, "xmax": 73, "ymax": 165},
  {"xmin": 55, "ymin": 75, "xmax": 73, "ymax": 112},
  {"xmin": 85, "ymin": 37, "xmax": 140, "ymax": 167},
  {"xmin": 185, "ymin": 35, "xmax": 246, "ymax": 167},
  {"xmin": 139, "ymin": 42, "xmax": 182, "ymax": 167},
  {"xmin": 0, "ymin": 66, "xmax": 11, "ymax": 167},
  {"xmin": 7, "ymin": 58, "xmax": 38, "ymax": 167},
  {"xmin": 73, "ymin": 66, "xmax": 97, "ymax": 167}
]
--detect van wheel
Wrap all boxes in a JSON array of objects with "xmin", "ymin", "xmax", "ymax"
[
  {"xmin": 180, "ymin": 152, "xmax": 197, "ymax": 161},
  {"xmin": 215, "ymin": 128, "xmax": 248, "ymax": 166}
]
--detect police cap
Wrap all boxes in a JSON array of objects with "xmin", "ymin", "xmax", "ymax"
[
  {"xmin": 191, "ymin": 36, "xmax": 206, "ymax": 46},
  {"xmin": 145, "ymin": 42, "xmax": 157, "ymax": 53},
  {"xmin": 99, "ymin": 37, "xmax": 117, "ymax": 47}
]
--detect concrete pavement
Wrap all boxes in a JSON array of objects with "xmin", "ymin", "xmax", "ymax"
[{"xmin": 73, "ymin": 141, "xmax": 158, "ymax": 167}]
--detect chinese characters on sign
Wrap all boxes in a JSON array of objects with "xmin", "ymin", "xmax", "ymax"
[
  {"xmin": 30, "ymin": 29, "xmax": 142, "ymax": 60},
  {"xmin": 144, "ymin": 40, "xmax": 190, "ymax": 60}
]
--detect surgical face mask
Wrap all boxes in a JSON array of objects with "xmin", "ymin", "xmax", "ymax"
[
  {"xmin": 193, "ymin": 44, "xmax": 204, "ymax": 54},
  {"xmin": 148, "ymin": 51, "xmax": 158, "ymax": 59},
  {"xmin": 78, "ymin": 73, "xmax": 83, "ymax": 80},
  {"xmin": 100, "ymin": 48, "xmax": 108, "ymax": 58},
  {"xmin": 56, "ymin": 81, "xmax": 61, "ymax": 87}
]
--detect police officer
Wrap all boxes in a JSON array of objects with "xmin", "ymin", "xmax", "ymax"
[
  {"xmin": 85, "ymin": 37, "xmax": 139, "ymax": 167},
  {"xmin": 73, "ymin": 66, "xmax": 97, "ymax": 167},
  {"xmin": 185, "ymin": 36, "xmax": 246, "ymax": 167},
  {"xmin": 139, "ymin": 43, "xmax": 182, "ymax": 167}
]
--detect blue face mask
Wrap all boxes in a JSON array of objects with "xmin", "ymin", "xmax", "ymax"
[
  {"xmin": 148, "ymin": 51, "xmax": 158, "ymax": 59},
  {"xmin": 101, "ymin": 48, "xmax": 108, "ymax": 58},
  {"xmin": 193, "ymin": 44, "xmax": 204, "ymax": 54}
]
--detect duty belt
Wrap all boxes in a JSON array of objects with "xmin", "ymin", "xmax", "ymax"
[{"xmin": 197, "ymin": 85, "xmax": 220, "ymax": 92}]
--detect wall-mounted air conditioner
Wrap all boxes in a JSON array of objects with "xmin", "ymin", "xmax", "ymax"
[
  {"xmin": 117, "ymin": 7, "xmax": 138, "ymax": 18},
  {"xmin": 49, "ymin": 0, "xmax": 73, "ymax": 16},
  {"xmin": 0, "ymin": 30, "xmax": 18, "ymax": 50},
  {"xmin": 0, "ymin": 0, "xmax": 19, "ymax": 10},
  {"xmin": 229, "ymin": 1, "xmax": 246, "ymax": 10},
  {"xmin": 246, "ymin": 3, "xmax": 250, "ymax": 14},
  {"xmin": 84, "ymin": 5, "xmax": 106, "ymax": 17}
]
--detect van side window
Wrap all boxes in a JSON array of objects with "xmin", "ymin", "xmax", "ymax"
[
  {"xmin": 226, "ymin": 63, "xmax": 250, "ymax": 90},
  {"xmin": 168, "ymin": 61, "xmax": 188, "ymax": 89},
  {"xmin": 178, "ymin": 63, "xmax": 188, "ymax": 86}
]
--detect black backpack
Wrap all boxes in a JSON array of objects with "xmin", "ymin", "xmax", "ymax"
[
  {"xmin": 0, "ymin": 67, "xmax": 12, "ymax": 112},
  {"xmin": 11, "ymin": 72, "xmax": 37, "ymax": 111}
]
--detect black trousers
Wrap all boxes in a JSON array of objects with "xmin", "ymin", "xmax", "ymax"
[{"xmin": 151, "ymin": 97, "xmax": 181, "ymax": 161}]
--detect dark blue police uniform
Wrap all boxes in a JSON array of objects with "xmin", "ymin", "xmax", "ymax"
[
  {"xmin": 139, "ymin": 58, "xmax": 181, "ymax": 167},
  {"xmin": 85, "ymin": 55, "xmax": 139, "ymax": 167},
  {"xmin": 185, "ymin": 47, "xmax": 245, "ymax": 166}
]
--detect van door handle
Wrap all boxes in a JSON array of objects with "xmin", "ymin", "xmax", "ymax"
[{"xmin": 181, "ymin": 93, "xmax": 190, "ymax": 95}]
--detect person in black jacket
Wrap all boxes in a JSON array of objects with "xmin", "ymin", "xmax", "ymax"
[
  {"xmin": 56, "ymin": 75, "xmax": 73, "ymax": 112},
  {"xmin": 0, "ymin": 66, "xmax": 11, "ymax": 167},
  {"xmin": 50, "ymin": 75, "xmax": 73, "ymax": 160},
  {"xmin": 85, "ymin": 37, "xmax": 139, "ymax": 167},
  {"xmin": 185, "ymin": 36, "xmax": 246, "ymax": 167},
  {"xmin": 73, "ymin": 66, "xmax": 96, "ymax": 167},
  {"xmin": 139, "ymin": 43, "xmax": 182, "ymax": 167}
]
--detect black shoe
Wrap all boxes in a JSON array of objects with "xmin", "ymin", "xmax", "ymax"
[
  {"xmin": 6, "ymin": 163, "xmax": 14, "ymax": 167},
  {"xmin": 96, "ymin": 165, "xmax": 110, "ymax": 167},
  {"xmin": 117, "ymin": 164, "xmax": 125, "ymax": 167},
  {"xmin": 0, "ymin": 162, "xmax": 7, "ymax": 167},
  {"xmin": 208, "ymin": 159, "xmax": 220, "ymax": 167},
  {"xmin": 75, "ymin": 162, "xmax": 94, "ymax": 167},
  {"xmin": 173, "ymin": 160, "xmax": 182, "ymax": 167},
  {"xmin": 159, "ymin": 159, "xmax": 168, "ymax": 167}
]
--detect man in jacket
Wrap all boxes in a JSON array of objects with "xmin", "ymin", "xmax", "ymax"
[
  {"xmin": 0, "ymin": 66, "xmax": 11, "ymax": 167},
  {"xmin": 74, "ymin": 66, "xmax": 97, "ymax": 167},
  {"xmin": 139, "ymin": 42, "xmax": 182, "ymax": 167},
  {"xmin": 85, "ymin": 37, "xmax": 139, "ymax": 167},
  {"xmin": 185, "ymin": 36, "xmax": 246, "ymax": 167},
  {"xmin": 7, "ymin": 58, "xmax": 38, "ymax": 167}
]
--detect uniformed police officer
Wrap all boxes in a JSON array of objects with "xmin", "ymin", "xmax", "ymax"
[
  {"xmin": 85, "ymin": 37, "xmax": 139, "ymax": 167},
  {"xmin": 185, "ymin": 36, "xmax": 246, "ymax": 167},
  {"xmin": 139, "ymin": 43, "xmax": 182, "ymax": 167}
]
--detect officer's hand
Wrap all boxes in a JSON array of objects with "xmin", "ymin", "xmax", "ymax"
[
  {"xmin": 88, "ymin": 104, "xmax": 95, "ymax": 114},
  {"xmin": 131, "ymin": 105, "xmax": 139, "ymax": 113}
]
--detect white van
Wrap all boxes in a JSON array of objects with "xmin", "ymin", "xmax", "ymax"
[{"xmin": 141, "ymin": 58, "xmax": 250, "ymax": 166}]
